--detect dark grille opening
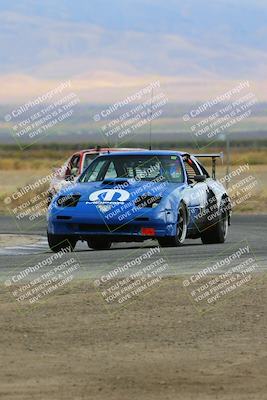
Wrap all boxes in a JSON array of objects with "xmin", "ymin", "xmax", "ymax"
[
  {"xmin": 73, "ymin": 224, "xmax": 137, "ymax": 233},
  {"xmin": 57, "ymin": 194, "xmax": 80, "ymax": 207}
]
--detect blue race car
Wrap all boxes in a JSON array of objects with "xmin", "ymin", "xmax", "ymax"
[{"xmin": 47, "ymin": 150, "xmax": 231, "ymax": 251}]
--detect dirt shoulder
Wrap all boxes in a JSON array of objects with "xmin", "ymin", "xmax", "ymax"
[
  {"xmin": 0, "ymin": 277, "xmax": 266, "ymax": 400},
  {"xmin": 0, "ymin": 234, "xmax": 43, "ymax": 247}
]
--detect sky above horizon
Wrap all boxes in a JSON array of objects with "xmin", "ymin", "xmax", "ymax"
[{"xmin": 0, "ymin": 0, "xmax": 267, "ymax": 103}]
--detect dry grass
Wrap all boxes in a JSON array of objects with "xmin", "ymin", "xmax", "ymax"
[
  {"xmin": 0, "ymin": 148, "xmax": 266, "ymax": 214},
  {"xmin": 0, "ymin": 149, "xmax": 71, "ymax": 170},
  {"xmin": 0, "ymin": 148, "xmax": 267, "ymax": 170}
]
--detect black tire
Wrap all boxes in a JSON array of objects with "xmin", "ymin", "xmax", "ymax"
[
  {"xmin": 201, "ymin": 207, "xmax": 228, "ymax": 244},
  {"xmin": 158, "ymin": 203, "xmax": 187, "ymax": 247},
  {"xmin": 87, "ymin": 238, "xmax": 112, "ymax": 250},
  {"xmin": 47, "ymin": 232, "xmax": 77, "ymax": 252}
]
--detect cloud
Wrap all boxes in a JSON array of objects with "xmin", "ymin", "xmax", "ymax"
[{"xmin": 0, "ymin": 8, "xmax": 267, "ymax": 103}]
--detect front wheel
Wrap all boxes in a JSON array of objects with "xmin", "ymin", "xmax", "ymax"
[
  {"xmin": 47, "ymin": 232, "xmax": 77, "ymax": 252},
  {"xmin": 87, "ymin": 238, "xmax": 112, "ymax": 250},
  {"xmin": 158, "ymin": 203, "xmax": 187, "ymax": 247}
]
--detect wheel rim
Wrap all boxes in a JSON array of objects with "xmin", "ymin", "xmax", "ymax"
[{"xmin": 177, "ymin": 207, "xmax": 187, "ymax": 242}]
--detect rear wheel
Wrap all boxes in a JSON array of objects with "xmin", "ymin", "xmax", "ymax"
[
  {"xmin": 158, "ymin": 203, "xmax": 187, "ymax": 247},
  {"xmin": 47, "ymin": 232, "xmax": 77, "ymax": 252},
  {"xmin": 201, "ymin": 207, "xmax": 228, "ymax": 244},
  {"xmin": 87, "ymin": 238, "xmax": 112, "ymax": 250}
]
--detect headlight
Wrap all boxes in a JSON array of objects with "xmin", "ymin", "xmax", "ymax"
[
  {"xmin": 57, "ymin": 194, "xmax": 81, "ymax": 207},
  {"xmin": 135, "ymin": 194, "xmax": 162, "ymax": 209}
]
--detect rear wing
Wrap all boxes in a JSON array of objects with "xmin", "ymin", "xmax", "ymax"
[{"xmin": 192, "ymin": 153, "xmax": 223, "ymax": 179}]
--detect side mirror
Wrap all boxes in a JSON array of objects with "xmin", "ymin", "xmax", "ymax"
[{"xmin": 193, "ymin": 175, "xmax": 206, "ymax": 183}]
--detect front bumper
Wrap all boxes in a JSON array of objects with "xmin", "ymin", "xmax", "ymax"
[{"xmin": 47, "ymin": 202, "xmax": 177, "ymax": 238}]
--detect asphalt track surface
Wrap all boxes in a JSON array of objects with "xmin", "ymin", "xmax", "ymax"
[{"xmin": 0, "ymin": 214, "xmax": 266, "ymax": 282}]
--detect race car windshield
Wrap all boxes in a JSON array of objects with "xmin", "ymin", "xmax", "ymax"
[
  {"xmin": 82, "ymin": 153, "xmax": 98, "ymax": 171},
  {"xmin": 79, "ymin": 155, "xmax": 184, "ymax": 183}
]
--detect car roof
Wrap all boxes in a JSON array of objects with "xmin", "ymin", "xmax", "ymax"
[
  {"xmin": 95, "ymin": 150, "xmax": 187, "ymax": 157},
  {"xmin": 80, "ymin": 148, "xmax": 145, "ymax": 155}
]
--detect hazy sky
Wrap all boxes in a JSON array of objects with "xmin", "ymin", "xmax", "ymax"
[{"xmin": 0, "ymin": 0, "xmax": 267, "ymax": 103}]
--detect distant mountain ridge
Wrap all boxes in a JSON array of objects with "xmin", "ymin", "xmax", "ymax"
[{"xmin": 0, "ymin": 0, "xmax": 267, "ymax": 103}]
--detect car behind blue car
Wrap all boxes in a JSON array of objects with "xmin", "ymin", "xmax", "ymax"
[{"xmin": 47, "ymin": 150, "xmax": 231, "ymax": 251}]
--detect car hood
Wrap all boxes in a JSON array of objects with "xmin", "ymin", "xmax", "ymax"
[{"xmin": 56, "ymin": 178, "xmax": 186, "ymax": 204}]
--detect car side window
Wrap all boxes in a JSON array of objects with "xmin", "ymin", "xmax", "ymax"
[{"xmin": 184, "ymin": 158, "xmax": 200, "ymax": 183}]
